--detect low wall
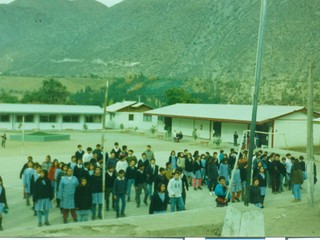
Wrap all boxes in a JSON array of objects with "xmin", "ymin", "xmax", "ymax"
[{"xmin": 10, "ymin": 134, "xmax": 70, "ymax": 142}]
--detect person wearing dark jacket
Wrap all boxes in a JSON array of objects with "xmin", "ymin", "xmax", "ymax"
[
  {"xmin": 74, "ymin": 178, "xmax": 92, "ymax": 222},
  {"xmin": 249, "ymin": 178, "xmax": 262, "ymax": 208},
  {"xmin": 105, "ymin": 165, "xmax": 117, "ymax": 211},
  {"xmin": 206, "ymin": 157, "xmax": 219, "ymax": 192},
  {"xmin": 0, "ymin": 176, "xmax": 8, "ymax": 231},
  {"xmin": 270, "ymin": 154, "xmax": 282, "ymax": 193},
  {"xmin": 73, "ymin": 159, "xmax": 89, "ymax": 181},
  {"xmin": 149, "ymin": 183, "xmax": 170, "ymax": 214},
  {"xmin": 33, "ymin": 170, "xmax": 54, "ymax": 227},
  {"xmin": 113, "ymin": 170, "xmax": 127, "ymax": 218},
  {"xmin": 146, "ymin": 158, "xmax": 159, "ymax": 199},
  {"xmin": 290, "ymin": 158, "xmax": 304, "ymax": 202},
  {"xmin": 125, "ymin": 160, "xmax": 137, "ymax": 202},
  {"xmin": 256, "ymin": 166, "xmax": 267, "ymax": 207},
  {"xmin": 89, "ymin": 167, "xmax": 103, "ymax": 220},
  {"xmin": 154, "ymin": 167, "xmax": 169, "ymax": 192},
  {"xmin": 135, "ymin": 163, "xmax": 149, "ymax": 207}
]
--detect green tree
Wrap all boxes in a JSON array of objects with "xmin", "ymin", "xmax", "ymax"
[
  {"xmin": 0, "ymin": 91, "xmax": 19, "ymax": 103},
  {"xmin": 22, "ymin": 79, "xmax": 70, "ymax": 104},
  {"xmin": 165, "ymin": 87, "xmax": 196, "ymax": 105}
]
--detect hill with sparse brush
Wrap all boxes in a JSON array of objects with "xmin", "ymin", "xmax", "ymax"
[{"xmin": 0, "ymin": 0, "xmax": 319, "ymax": 109}]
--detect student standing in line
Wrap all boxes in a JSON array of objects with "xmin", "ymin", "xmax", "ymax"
[
  {"xmin": 125, "ymin": 159, "xmax": 137, "ymax": 202},
  {"xmin": 149, "ymin": 183, "xmax": 170, "ymax": 214},
  {"xmin": 167, "ymin": 171, "xmax": 184, "ymax": 212},
  {"xmin": 105, "ymin": 165, "xmax": 117, "ymax": 211},
  {"xmin": 75, "ymin": 145, "xmax": 85, "ymax": 161},
  {"xmin": 135, "ymin": 163, "xmax": 149, "ymax": 208},
  {"xmin": 113, "ymin": 169, "xmax": 127, "ymax": 218},
  {"xmin": 168, "ymin": 151, "xmax": 177, "ymax": 170},
  {"xmin": 23, "ymin": 161, "xmax": 35, "ymax": 206},
  {"xmin": 176, "ymin": 168, "xmax": 189, "ymax": 208},
  {"xmin": 0, "ymin": 176, "xmax": 8, "ymax": 231},
  {"xmin": 33, "ymin": 170, "xmax": 53, "ymax": 227},
  {"xmin": 290, "ymin": 158, "xmax": 304, "ymax": 202},
  {"xmin": 30, "ymin": 163, "xmax": 42, "ymax": 216},
  {"xmin": 48, "ymin": 159, "xmax": 59, "ymax": 199},
  {"xmin": 230, "ymin": 164, "xmax": 242, "ymax": 203},
  {"xmin": 55, "ymin": 163, "xmax": 68, "ymax": 210},
  {"xmin": 89, "ymin": 167, "xmax": 103, "ymax": 220},
  {"xmin": 257, "ymin": 166, "xmax": 267, "ymax": 208},
  {"xmin": 58, "ymin": 167, "xmax": 79, "ymax": 223},
  {"xmin": 74, "ymin": 178, "xmax": 92, "ymax": 222},
  {"xmin": 192, "ymin": 155, "xmax": 203, "ymax": 190},
  {"xmin": 146, "ymin": 158, "xmax": 159, "ymax": 199}
]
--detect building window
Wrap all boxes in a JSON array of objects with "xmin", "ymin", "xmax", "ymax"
[
  {"xmin": 40, "ymin": 115, "xmax": 57, "ymax": 123},
  {"xmin": 128, "ymin": 114, "xmax": 134, "ymax": 121},
  {"xmin": 63, "ymin": 115, "xmax": 80, "ymax": 123},
  {"xmin": 85, "ymin": 115, "xmax": 101, "ymax": 123},
  {"xmin": 16, "ymin": 115, "xmax": 34, "ymax": 123},
  {"xmin": 0, "ymin": 115, "xmax": 9, "ymax": 122},
  {"xmin": 143, "ymin": 115, "xmax": 152, "ymax": 122}
]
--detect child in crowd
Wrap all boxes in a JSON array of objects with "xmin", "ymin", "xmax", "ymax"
[
  {"xmin": 113, "ymin": 169, "xmax": 127, "ymax": 218},
  {"xmin": 257, "ymin": 166, "xmax": 266, "ymax": 207},
  {"xmin": 33, "ymin": 170, "xmax": 53, "ymax": 227},
  {"xmin": 125, "ymin": 159, "xmax": 137, "ymax": 202},
  {"xmin": 74, "ymin": 178, "xmax": 92, "ymax": 222},
  {"xmin": 89, "ymin": 167, "xmax": 103, "ymax": 220},
  {"xmin": 249, "ymin": 178, "xmax": 262, "ymax": 208},
  {"xmin": 135, "ymin": 163, "xmax": 149, "ymax": 208},
  {"xmin": 149, "ymin": 183, "xmax": 169, "ymax": 214},
  {"xmin": 214, "ymin": 176, "xmax": 229, "ymax": 207},
  {"xmin": 105, "ymin": 165, "xmax": 117, "ymax": 211}
]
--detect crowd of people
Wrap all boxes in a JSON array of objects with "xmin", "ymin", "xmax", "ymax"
[{"xmin": 0, "ymin": 141, "xmax": 317, "ymax": 231}]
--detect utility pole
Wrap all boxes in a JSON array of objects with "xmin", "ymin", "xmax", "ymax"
[
  {"xmin": 307, "ymin": 62, "xmax": 315, "ymax": 206},
  {"xmin": 101, "ymin": 80, "xmax": 109, "ymax": 218},
  {"xmin": 245, "ymin": 0, "xmax": 267, "ymax": 206}
]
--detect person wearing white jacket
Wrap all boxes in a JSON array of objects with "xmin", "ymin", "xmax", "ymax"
[{"xmin": 167, "ymin": 171, "xmax": 184, "ymax": 212}]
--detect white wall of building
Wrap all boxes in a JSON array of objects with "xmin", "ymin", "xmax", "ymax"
[
  {"xmin": 273, "ymin": 112, "xmax": 320, "ymax": 148},
  {"xmin": 221, "ymin": 122, "xmax": 248, "ymax": 143},
  {"xmin": 106, "ymin": 112, "xmax": 157, "ymax": 131},
  {"xmin": 172, "ymin": 118, "xmax": 194, "ymax": 137}
]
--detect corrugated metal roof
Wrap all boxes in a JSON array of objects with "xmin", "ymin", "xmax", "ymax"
[
  {"xmin": 145, "ymin": 104, "xmax": 305, "ymax": 124},
  {"xmin": 0, "ymin": 103, "xmax": 103, "ymax": 114},
  {"xmin": 106, "ymin": 101, "xmax": 136, "ymax": 112}
]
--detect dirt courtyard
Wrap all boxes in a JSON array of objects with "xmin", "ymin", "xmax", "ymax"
[{"xmin": 0, "ymin": 130, "xmax": 320, "ymax": 237}]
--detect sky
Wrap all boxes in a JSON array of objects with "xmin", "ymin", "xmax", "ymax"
[{"xmin": 0, "ymin": 0, "xmax": 124, "ymax": 7}]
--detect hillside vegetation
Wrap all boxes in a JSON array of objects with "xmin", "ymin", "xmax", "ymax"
[{"xmin": 0, "ymin": 0, "xmax": 319, "ymax": 109}]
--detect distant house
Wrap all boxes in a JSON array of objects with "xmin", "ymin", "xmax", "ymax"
[
  {"xmin": 145, "ymin": 104, "xmax": 320, "ymax": 148},
  {"xmin": 0, "ymin": 103, "xmax": 103, "ymax": 131},
  {"xmin": 106, "ymin": 101, "xmax": 156, "ymax": 130}
]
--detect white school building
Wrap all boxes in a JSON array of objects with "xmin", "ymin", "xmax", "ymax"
[
  {"xmin": 0, "ymin": 103, "xmax": 103, "ymax": 131},
  {"xmin": 106, "ymin": 101, "xmax": 157, "ymax": 131},
  {"xmin": 145, "ymin": 103, "xmax": 320, "ymax": 149}
]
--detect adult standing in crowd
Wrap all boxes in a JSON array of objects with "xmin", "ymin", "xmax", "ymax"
[{"xmin": 58, "ymin": 167, "xmax": 79, "ymax": 223}]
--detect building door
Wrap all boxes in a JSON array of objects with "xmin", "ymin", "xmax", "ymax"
[
  {"xmin": 256, "ymin": 123, "xmax": 270, "ymax": 147},
  {"xmin": 213, "ymin": 122, "xmax": 222, "ymax": 137}
]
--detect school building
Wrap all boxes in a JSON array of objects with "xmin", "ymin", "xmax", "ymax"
[
  {"xmin": 0, "ymin": 103, "xmax": 103, "ymax": 130},
  {"xmin": 144, "ymin": 103, "xmax": 320, "ymax": 149},
  {"xmin": 106, "ymin": 101, "xmax": 156, "ymax": 131}
]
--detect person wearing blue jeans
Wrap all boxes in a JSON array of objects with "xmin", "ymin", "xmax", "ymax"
[
  {"xmin": 290, "ymin": 158, "xmax": 303, "ymax": 202},
  {"xmin": 113, "ymin": 170, "xmax": 127, "ymax": 218},
  {"xmin": 167, "ymin": 171, "xmax": 185, "ymax": 212},
  {"xmin": 125, "ymin": 160, "xmax": 137, "ymax": 202}
]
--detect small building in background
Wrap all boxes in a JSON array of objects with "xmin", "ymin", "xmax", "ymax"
[
  {"xmin": 0, "ymin": 103, "xmax": 103, "ymax": 131},
  {"xmin": 145, "ymin": 103, "xmax": 320, "ymax": 149},
  {"xmin": 106, "ymin": 101, "xmax": 156, "ymax": 131}
]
